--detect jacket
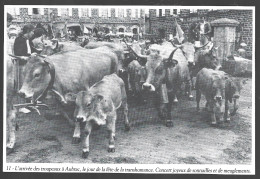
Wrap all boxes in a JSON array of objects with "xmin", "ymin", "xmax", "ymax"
[{"xmin": 13, "ymin": 35, "xmax": 41, "ymax": 56}]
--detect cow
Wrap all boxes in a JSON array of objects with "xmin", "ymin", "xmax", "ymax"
[
  {"xmin": 125, "ymin": 42, "xmax": 152, "ymax": 102},
  {"xmin": 210, "ymin": 71, "xmax": 247, "ymax": 121},
  {"xmin": 144, "ymin": 42, "xmax": 194, "ymax": 101},
  {"xmin": 195, "ymin": 68, "xmax": 226, "ymax": 125},
  {"xmin": 64, "ymin": 74, "xmax": 129, "ymax": 158},
  {"xmin": 40, "ymin": 39, "xmax": 83, "ymax": 56},
  {"xmin": 17, "ymin": 46, "xmax": 128, "ymax": 145},
  {"xmin": 137, "ymin": 47, "xmax": 186, "ymax": 127}
]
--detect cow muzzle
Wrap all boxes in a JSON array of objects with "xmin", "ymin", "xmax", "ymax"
[
  {"xmin": 76, "ymin": 116, "xmax": 86, "ymax": 122},
  {"xmin": 142, "ymin": 83, "xmax": 155, "ymax": 91},
  {"xmin": 233, "ymin": 94, "xmax": 240, "ymax": 99},
  {"xmin": 18, "ymin": 90, "xmax": 33, "ymax": 99},
  {"xmin": 214, "ymin": 96, "xmax": 222, "ymax": 101}
]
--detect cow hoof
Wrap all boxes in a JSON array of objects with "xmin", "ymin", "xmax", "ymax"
[
  {"xmin": 6, "ymin": 147, "xmax": 15, "ymax": 155},
  {"xmin": 188, "ymin": 95, "xmax": 194, "ymax": 101},
  {"xmin": 173, "ymin": 99, "xmax": 178, "ymax": 103},
  {"xmin": 125, "ymin": 124, "xmax": 131, "ymax": 131},
  {"xmin": 72, "ymin": 137, "xmax": 81, "ymax": 144},
  {"xmin": 82, "ymin": 151, "xmax": 89, "ymax": 159},
  {"xmin": 166, "ymin": 120, "xmax": 174, "ymax": 127},
  {"xmin": 108, "ymin": 148, "xmax": 115, "ymax": 153}
]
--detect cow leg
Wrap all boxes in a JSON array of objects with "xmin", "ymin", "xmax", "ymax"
[
  {"xmin": 107, "ymin": 112, "xmax": 116, "ymax": 153},
  {"xmin": 209, "ymin": 102, "xmax": 217, "ymax": 125},
  {"xmin": 158, "ymin": 84, "xmax": 169, "ymax": 121},
  {"xmin": 185, "ymin": 79, "xmax": 193, "ymax": 100},
  {"xmin": 82, "ymin": 122, "xmax": 92, "ymax": 158},
  {"xmin": 166, "ymin": 92, "xmax": 174, "ymax": 127},
  {"xmin": 6, "ymin": 108, "xmax": 17, "ymax": 155},
  {"xmin": 196, "ymin": 89, "xmax": 201, "ymax": 112},
  {"xmin": 224, "ymin": 99, "xmax": 230, "ymax": 121},
  {"xmin": 72, "ymin": 122, "xmax": 81, "ymax": 144},
  {"xmin": 122, "ymin": 100, "xmax": 130, "ymax": 131}
]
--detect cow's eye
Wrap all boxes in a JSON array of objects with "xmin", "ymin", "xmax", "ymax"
[
  {"xmin": 34, "ymin": 73, "xmax": 40, "ymax": 78},
  {"xmin": 86, "ymin": 103, "xmax": 91, "ymax": 107}
]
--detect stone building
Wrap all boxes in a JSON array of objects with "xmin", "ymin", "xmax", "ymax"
[
  {"xmin": 148, "ymin": 9, "xmax": 253, "ymax": 59},
  {"xmin": 6, "ymin": 7, "xmax": 146, "ymax": 36}
]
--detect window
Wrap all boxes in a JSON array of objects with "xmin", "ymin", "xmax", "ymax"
[
  {"xmin": 33, "ymin": 8, "xmax": 39, "ymax": 14},
  {"xmin": 173, "ymin": 9, "xmax": 177, "ymax": 15},
  {"xmin": 119, "ymin": 28, "xmax": 124, "ymax": 32},
  {"xmin": 159, "ymin": 9, "xmax": 162, "ymax": 17},
  {"xmin": 133, "ymin": 28, "xmax": 138, "ymax": 34},
  {"xmin": 99, "ymin": 9, "xmax": 108, "ymax": 18}
]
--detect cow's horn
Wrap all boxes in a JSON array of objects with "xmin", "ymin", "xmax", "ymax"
[
  {"xmin": 168, "ymin": 48, "xmax": 179, "ymax": 60},
  {"xmin": 170, "ymin": 41, "xmax": 182, "ymax": 48}
]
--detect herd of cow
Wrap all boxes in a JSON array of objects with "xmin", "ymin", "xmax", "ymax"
[{"xmin": 6, "ymin": 36, "xmax": 246, "ymax": 159}]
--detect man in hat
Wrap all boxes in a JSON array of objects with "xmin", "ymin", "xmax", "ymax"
[{"xmin": 13, "ymin": 24, "xmax": 41, "ymax": 60}]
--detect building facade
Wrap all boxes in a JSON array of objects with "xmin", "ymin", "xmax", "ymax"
[{"xmin": 7, "ymin": 7, "xmax": 146, "ymax": 35}]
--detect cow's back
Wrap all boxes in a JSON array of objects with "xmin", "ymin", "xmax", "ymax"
[
  {"xmin": 47, "ymin": 47, "xmax": 118, "ymax": 94},
  {"xmin": 90, "ymin": 74, "xmax": 125, "ymax": 107}
]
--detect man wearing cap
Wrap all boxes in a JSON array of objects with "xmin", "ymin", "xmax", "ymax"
[{"xmin": 13, "ymin": 24, "xmax": 41, "ymax": 60}]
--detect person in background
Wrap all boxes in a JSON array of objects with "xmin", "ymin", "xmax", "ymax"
[
  {"xmin": 13, "ymin": 24, "xmax": 41, "ymax": 60},
  {"xmin": 237, "ymin": 42, "xmax": 247, "ymax": 58}
]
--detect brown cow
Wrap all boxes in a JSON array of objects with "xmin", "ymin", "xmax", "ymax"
[
  {"xmin": 195, "ymin": 68, "xmax": 226, "ymax": 125},
  {"xmin": 65, "ymin": 74, "xmax": 129, "ymax": 158}
]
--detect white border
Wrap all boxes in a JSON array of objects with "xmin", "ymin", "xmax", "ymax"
[{"xmin": 3, "ymin": 5, "xmax": 255, "ymax": 175}]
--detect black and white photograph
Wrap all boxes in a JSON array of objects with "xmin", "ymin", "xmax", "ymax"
[{"xmin": 3, "ymin": 5, "xmax": 255, "ymax": 174}]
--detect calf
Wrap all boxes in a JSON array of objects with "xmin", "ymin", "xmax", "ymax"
[
  {"xmin": 219, "ymin": 72, "xmax": 247, "ymax": 121},
  {"xmin": 65, "ymin": 74, "xmax": 129, "ymax": 158},
  {"xmin": 195, "ymin": 68, "xmax": 226, "ymax": 125}
]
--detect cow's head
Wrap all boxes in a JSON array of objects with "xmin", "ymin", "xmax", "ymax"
[
  {"xmin": 18, "ymin": 56, "xmax": 54, "ymax": 103},
  {"xmin": 195, "ymin": 45, "xmax": 221, "ymax": 70},
  {"xmin": 65, "ymin": 91, "xmax": 112, "ymax": 125},
  {"xmin": 142, "ymin": 48, "xmax": 178, "ymax": 92},
  {"xmin": 127, "ymin": 44, "xmax": 147, "ymax": 66},
  {"xmin": 174, "ymin": 42, "xmax": 196, "ymax": 65},
  {"xmin": 211, "ymin": 77, "xmax": 226, "ymax": 121},
  {"xmin": 226, "ymin": 78, "xmax": 247, "ymax": 115},
  {"xmin": 40, "ymin": 39, "xmax": 63, "ymax": 56}
]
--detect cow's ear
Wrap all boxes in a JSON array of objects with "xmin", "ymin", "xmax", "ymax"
[{"xmin": 65, "ymin": 92, "xmax": 77, "ymax": 102}]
